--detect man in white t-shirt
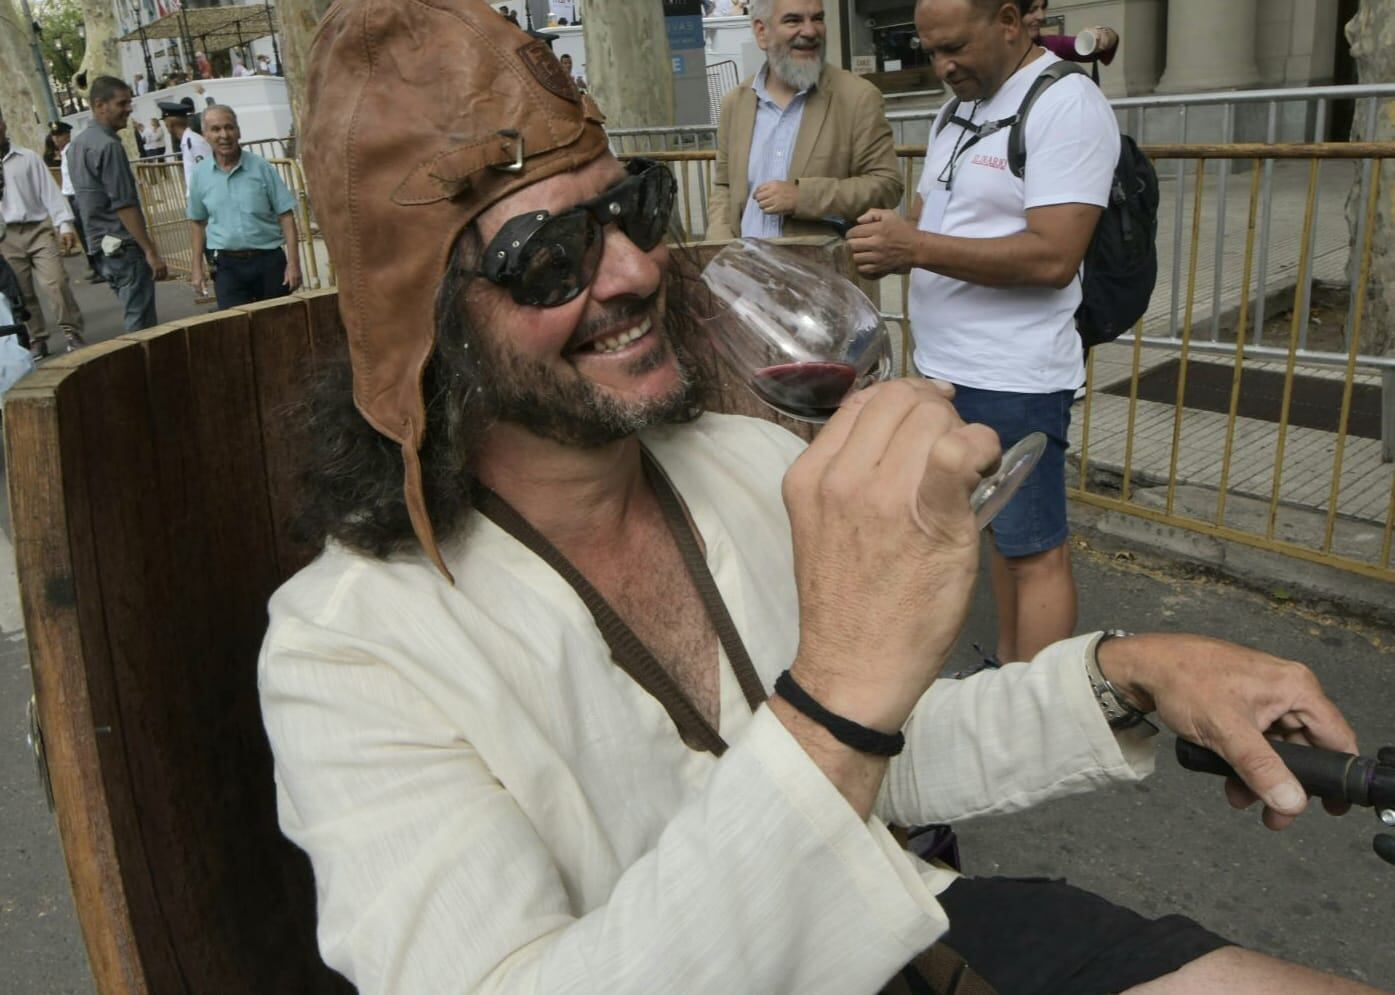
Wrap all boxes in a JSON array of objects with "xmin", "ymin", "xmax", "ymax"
[{"xmin": 848, "ymin": 0, "xmax": 1117, "ymax": 666}]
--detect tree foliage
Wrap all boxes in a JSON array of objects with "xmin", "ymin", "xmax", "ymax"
[{"xmin": 33, "ymin": 0, "xmax": 85, "ymax": 89}]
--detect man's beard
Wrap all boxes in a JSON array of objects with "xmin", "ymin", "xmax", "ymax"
[
  {"xmin": 768, "ymin": 37, "xmax": 824, "ymax": 92},
  {"xmin": 464, "ymin": 295, "xmax": 702, "ymax": 449}
]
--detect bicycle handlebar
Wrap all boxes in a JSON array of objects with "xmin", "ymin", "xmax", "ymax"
[
  {"xmin": 1176, "ymin": 738, "xmax": 1395, "ymax": 867},
  {"xmin": 1174, "ymin": 738, "xmax": 1395, "ymax": 808}
]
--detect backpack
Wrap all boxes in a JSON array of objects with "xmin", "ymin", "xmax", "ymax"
[{"xmin": 935, "ymin": 61, "xmax": 1159, "ymax": 349}]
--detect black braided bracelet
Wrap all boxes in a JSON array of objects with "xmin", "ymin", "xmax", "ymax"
[{"xmin": 774, "ymin": 670, "xmax": 906, "ymax": 757}]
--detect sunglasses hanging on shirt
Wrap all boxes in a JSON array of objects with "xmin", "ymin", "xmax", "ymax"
[
  {"xmin": 935, "ymin": 43, "xmax": 1041, "ymax": 191},
  {"xmin": 936, "ymin": 107, "xmax": 1020, "ymax": 191}
]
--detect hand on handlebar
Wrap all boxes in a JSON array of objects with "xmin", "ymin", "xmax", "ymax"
[
  {"xmin": 1096, "ymin": 633, "xmax": 1358, "ymax": 830},
  {"xmin": 1178, "ymin": 740, "xmax": 1395, "ymax": 867}
]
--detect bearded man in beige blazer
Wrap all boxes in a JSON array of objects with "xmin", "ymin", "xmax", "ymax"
[{"xmin": 708, "ymin": 0, "xmax": 902, "ymax": 241}]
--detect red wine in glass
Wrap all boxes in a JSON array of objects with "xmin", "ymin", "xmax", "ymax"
[{"xmin": 751, "ymin": 361, "xmax": 859, "ymax": 420}]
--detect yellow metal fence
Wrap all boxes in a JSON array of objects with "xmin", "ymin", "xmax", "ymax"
[{"xmin": 624, "ymin": 144, "xmax": 1395, "ymax": 585}]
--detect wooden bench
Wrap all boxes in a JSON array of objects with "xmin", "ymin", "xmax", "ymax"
[{"xmin": 4, "ymin": 239, "xmax": 846, "ymax": 992}]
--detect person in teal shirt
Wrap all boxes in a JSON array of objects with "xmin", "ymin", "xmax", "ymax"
[{"xmin": 186, "ymin": 105, "xmax": 303, "ymax": 309}]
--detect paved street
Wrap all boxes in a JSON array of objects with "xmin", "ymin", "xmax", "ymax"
[
  {"xmin": 0, "ymin": 508, "xmax": 1391, "ymax": 991},
  {"xmin": 32, "ymin": 253, "xmax": 217, "ymax": 355}
]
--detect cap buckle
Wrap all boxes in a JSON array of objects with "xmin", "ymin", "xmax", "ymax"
[{"xmin": 494, "ymin": 130, "xmax": 525, "ymax": 173}]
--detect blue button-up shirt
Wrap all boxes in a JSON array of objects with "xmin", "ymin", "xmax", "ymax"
[
  {"xmin": 186, "ymin": 149, "xmax": 297, "ymax": 250},
  {"xmin": 740, "ymin": 65, "xmax": 812, "ymax": 238}
]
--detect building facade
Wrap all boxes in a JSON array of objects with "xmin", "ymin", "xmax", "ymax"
[{"xmin": 836, "ymin": 0, "xmax": 1351, "ymax": 105}]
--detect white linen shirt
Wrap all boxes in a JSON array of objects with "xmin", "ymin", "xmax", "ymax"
[
  {"xmin": 1, "ymin": 144, "xmax": 74, "ymax": 230},
  {"xmin": 259, "ymin": 413, "xmax": 1154, "ymax": 995},
  {"xmin": 909, "ymin": 53, "xmax": 1119, "ymax": 393},
  {"xmin": 59, "ymin": 144, "xmax": 75, "ymax": 197}
]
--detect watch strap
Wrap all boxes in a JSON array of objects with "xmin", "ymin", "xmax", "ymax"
[{"xmin": 1086, "ymin": 630, "xmax": 1153, "ymax": 731}]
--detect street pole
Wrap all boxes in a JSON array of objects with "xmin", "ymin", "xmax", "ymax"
[{"xmin": 17, "ymin": 0, "xmax": 60, "ymax": 123}]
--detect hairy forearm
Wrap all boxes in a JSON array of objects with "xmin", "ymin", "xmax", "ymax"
[
  {"xmin": 190, "ymin": 221, "xmax": 206, "ymax": 270},
  {"xmin": 116, "ymin": 206, "xmax": 157, "ymax": 256},
  {"xmin": 914, "ymin": 229, "xmax": 1077, "ymax": 289},
  {"xmin": 768, "ymin": 695, "xmax": 888, "ymax": 821},
  {"xmin": 279, "ymin": 212, "xmax": 299, "ymax": 256}
]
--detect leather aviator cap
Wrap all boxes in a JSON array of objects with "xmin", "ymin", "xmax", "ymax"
[{"xmin": 302, "ymin": 0, "xmax": 610, "ymax": 578}]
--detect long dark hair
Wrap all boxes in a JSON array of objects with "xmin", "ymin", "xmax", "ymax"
[{"xmin": 292, "ymin": 227, "xmax": 715, "ymax": 558}]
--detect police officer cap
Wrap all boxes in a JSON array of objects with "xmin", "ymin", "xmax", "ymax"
[
  {"xmin": 49, "ymin": 121, "xmax": 73, "ymax": 134},
  {"xmin": 157, "ymin": 97, "xmax": 196, "ymax": 117}
]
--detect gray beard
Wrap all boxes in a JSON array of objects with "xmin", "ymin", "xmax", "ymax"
[{"xmin": 768, "ymin": 43, "xmax": 824, "ymax": 93}]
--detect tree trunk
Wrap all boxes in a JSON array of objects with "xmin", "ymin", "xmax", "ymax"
[
  {"xmin": 0, "ymin": 0, "xmax": 51, "ymax": 150},
  {"xmin": 75, "ymin": 0, "xmax": 143, "ymax": 157},
  {"xmin": 76, "ymin": 0, "xmax": 122, "ymax": 85},
  {"xmin": 1345, "ymin": 0, "xmax": 1395, "ymax": 355},
  {"xmin": 277, "ymin": 0, "xmax": 335, "ymax": 137},
  {"xmin": 582, "ymin": 0, "xmax": 675, "ymax": 129}
]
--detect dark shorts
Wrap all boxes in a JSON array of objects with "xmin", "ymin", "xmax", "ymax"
[
  {"xmin": 928, "ymin": 876, "xmax": 1232, "ymax": 994},
  {"xmin": 951, "ymin": 386, "xmax": 1073, "ymax": 559}
]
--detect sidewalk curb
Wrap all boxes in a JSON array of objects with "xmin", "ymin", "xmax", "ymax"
[{"xmin": 1069, "ymin": 498, "xmax": 1395, "ymax": 630}]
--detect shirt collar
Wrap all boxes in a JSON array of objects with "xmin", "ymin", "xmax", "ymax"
[
  {"xmin": 753, "ymin": 63, "xmax": 817, "ymax": 106},
  {"xmin": 214, "ymin": 149, "xmax": 245, "ymax": 174},
  {"xmin": 0, "ymin": 142, "xmax": 15, "ymax": 161}
]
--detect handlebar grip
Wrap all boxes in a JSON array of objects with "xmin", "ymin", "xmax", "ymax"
[
  {"xmin": 1175, "ymin": 738, "xmax": 1374, "ymax": 806},
  {"xmin": 1376, "ymin": 835, "xmax": 1395, "ymax": 867}
]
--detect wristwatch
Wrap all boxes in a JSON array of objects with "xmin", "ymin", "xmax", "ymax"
[{"xmin": 1086, "ymin": 630, "xmax": 1154, "ymax": 731}]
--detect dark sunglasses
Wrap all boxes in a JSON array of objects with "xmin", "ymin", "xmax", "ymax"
[{"xmin": 477, "ymin": 158, "xmax": 677, "ymax": 308}]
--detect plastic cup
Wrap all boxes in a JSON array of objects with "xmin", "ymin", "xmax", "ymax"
[{"xmin": 1074, "ymin": 29, "xmax": 1098, "ymax": 56}]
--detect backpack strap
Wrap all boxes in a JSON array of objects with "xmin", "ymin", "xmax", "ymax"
[{"xmin": 1007, "ymin": 60, "xmax": 1090, "ymax": 179}]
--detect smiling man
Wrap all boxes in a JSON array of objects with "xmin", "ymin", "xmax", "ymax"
[
  {"xmin": 708, "ymin": 0, "xmax": 902, "ymax": 240},
  {"xmin": 186, "ymin": 104, "xmax": 302, "ymax": 308},
  {"xmin": 259, "ymin": 2, "xmax": 1378, "ymax": 993},
  {"xmin": 67, "ymin": 76, "xmax": 168, "ymax": 332}
]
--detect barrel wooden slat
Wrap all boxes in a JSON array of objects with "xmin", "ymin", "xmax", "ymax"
[
  {"xmin": 20, "ymin": 338, "xmax": 191, "ymax": 993},
  {"xmin": 165, "ymin": 311, "xmax": 345, "ymax": 993},
  {"xmin": 92, "ymin": 323, "xmax": 254, "ymax": 992},
  {"xmin": 300, "ymin": 288, "xmax": 348, "ymax": 369},
  {"xmin": 242, "ymin": 297, "xmax": 320, "ymax": 578},
  {"xmin": 5, "ymin": 355, "xmax": 168, "ymax": 995}
]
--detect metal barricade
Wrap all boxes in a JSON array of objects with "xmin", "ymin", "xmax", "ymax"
[
  {"xmin": 607, "ymin": 82, "xmax": 1395, "ymax": 154},
  {"xmin": 133, "ymin": 160, "xmax": 198, "ymax": 277},
  {"xmin": 630, "ymin": 143, "xmax": 1395, "ymax": 584},
  {"xmin": 1071, "ymin": 142, "xmax": 1395, "ymax": 585}
]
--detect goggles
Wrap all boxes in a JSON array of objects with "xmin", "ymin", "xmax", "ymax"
[{"xmin": 478, "ymin": 158, "xmax": 677, "ymax": 308}]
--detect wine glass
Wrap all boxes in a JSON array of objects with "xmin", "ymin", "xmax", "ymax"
[
  {"xmin": 698, "ymin": 238, "xmax": 1046, "ymax": 530},
  {"xmin": 698, "ymin": 238, "xmax": 892, "ymax": 423}
]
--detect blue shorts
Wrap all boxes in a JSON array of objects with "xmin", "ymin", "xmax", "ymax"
[{"xmin": 950, "ymin": 384, "xmax": 1073, "ymax": 559}]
